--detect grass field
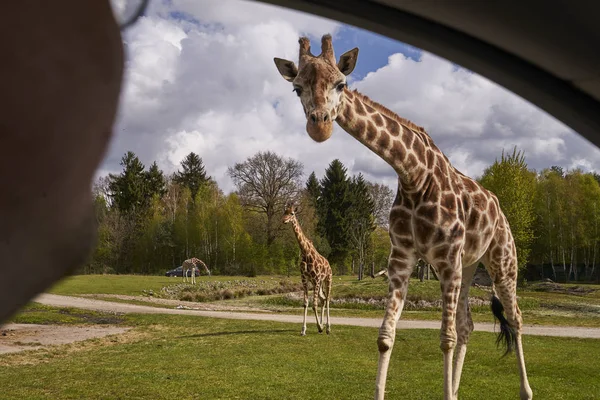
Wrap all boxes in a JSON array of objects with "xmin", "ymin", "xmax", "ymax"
[
  {"xmin": 1, "ymin": 305, "xmax": 600, "ymax": 400},
  {"xmin": 47, "ymin": 274, "xmax": 600, "ymax": 327}
]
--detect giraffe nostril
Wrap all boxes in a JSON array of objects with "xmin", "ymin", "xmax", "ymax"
[
  {"xmin": 323, "ymin": 114, "xmax": 329, "ymax": 122},
  {"xmin": 310, "ymin": 114, "xmax": 317, "ymax": 123}
]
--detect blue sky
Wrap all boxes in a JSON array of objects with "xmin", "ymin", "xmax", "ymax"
[
  {"xmin": 103, "ymin": 0, "xmax": 599, "ymax": 192},
  {"xmin": 329, "ymin": 26, "xmax": 422, "ymax": 81}
]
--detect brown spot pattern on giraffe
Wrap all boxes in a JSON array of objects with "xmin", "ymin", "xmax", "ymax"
[
  {"xmin": 366, "ymin": 121, "xmax": 378, "ymax": 142},
  {"xmin": 276, "ymin": 36, "xmax": 531, "ymax": 397}
]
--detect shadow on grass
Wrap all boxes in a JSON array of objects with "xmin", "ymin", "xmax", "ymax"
[{"xmin": 178, "ymin": 329, "xmax": 297, "ymax": 339}]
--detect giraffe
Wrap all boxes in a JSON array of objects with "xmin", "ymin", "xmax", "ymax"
[
  {"xmin": 283, "ymin": 201, "xmax": 333, "ymax": 336},
  {"xmin": 182, "ymin": 257, "xmax": 210, "ymax": 285},
  {"xmin": 274, "ymin": 35, "xmax": 533, "ymax": 400}
]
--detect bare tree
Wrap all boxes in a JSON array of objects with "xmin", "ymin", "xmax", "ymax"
[
  {"xmin": 367, "ymin": 182, "xmax": 395, "ymax": 228},
  {"xmin": 92, "ymin": 176, "xmax": 113, "ymax": 207},
  {"xmin": 228, "ymin": 151, "xmax": 304, "ymax": 246}
]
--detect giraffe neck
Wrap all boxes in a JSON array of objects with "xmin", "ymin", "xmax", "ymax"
[
  {"xmin": 291, "ymin": 217, "xmax": 313, "ymax": 255},
  {"xmin": 336, "ymin": 89, "xmax": 436, "ymax": 191}
]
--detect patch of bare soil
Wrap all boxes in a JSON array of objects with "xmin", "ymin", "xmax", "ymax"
[{"xmin": 0, "ymin": 323, "xmax": 130, "ymax": 355}]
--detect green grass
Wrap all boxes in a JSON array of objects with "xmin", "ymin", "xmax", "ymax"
[
  {"xmin": 8, "ymin": 302, "xmax": 125, "ymax": 326},
  {"xmin": 0, "ymin": 307, "xmax": 599, "ymax": 400},
  {"xmin": 48, "ymin": 274, "xmax": 303, "ymax": 297},
  {"xmin": 46, "ymin": 274, "xmax": 600, "ymax": 327}
]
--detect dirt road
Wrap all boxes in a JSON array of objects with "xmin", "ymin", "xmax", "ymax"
[{"xmin": 34, "ymin": 293, "xmax": 600, "ymax": 339}]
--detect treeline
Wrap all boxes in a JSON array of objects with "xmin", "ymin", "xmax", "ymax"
[
  {"xmin": 86, "ymin": 150, "xmax": 393, "ymax": 276},
  {"xmin": 86, "ymin": 146, "xmax": 600, "ymax": 283},
  {"xmin": 479, "ymin": 148, "xmax": 600, "ymax": 282}
]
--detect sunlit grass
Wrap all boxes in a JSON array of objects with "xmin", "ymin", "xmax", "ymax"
[
  {"xmin": 1, "ymin": 308, "xmax": 599, "ymax": 400},
  {"xmin": 46, "ymin": 274, "xmax": 600, "ymax": 327}
]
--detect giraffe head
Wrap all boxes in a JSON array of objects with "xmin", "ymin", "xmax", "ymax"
[
  {"xmin": 282, "ymin": 201, "xmax": 298, "ymax": 224},
  {"xmin": 274, "ymin": 34, "xmax": 359, "ymax": 143}
]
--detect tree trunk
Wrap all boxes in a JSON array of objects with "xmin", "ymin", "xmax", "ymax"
[{"xmin": 358, "ymin": 261, "xmax": 363, "ymax": 281}]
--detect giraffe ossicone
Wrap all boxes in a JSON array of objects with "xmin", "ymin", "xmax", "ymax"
[
  {"xmin": 274, "ymin": 34, "xmax": 533, "ymax": 400},
  {"xmin": 283, "ymin": 200, "xmax": 333, "ymax": 336}
]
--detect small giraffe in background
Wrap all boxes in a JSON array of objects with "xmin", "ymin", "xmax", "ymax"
[
  {"xmin": 182, "ymin": 257, "xmax": 210, "ymax": 285},
  {"xmin": 274, "ymin": 34, "xmax": 532, "ymax": 400},
  {"xmin": 283, "ymin": 201, "xmax": 333, "ymax": 335}
]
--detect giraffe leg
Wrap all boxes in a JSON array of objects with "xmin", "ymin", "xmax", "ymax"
[
  {"xmin": 313, "ymin": 282, "xmax": 324, "ymax": 333},
  {"xmin": 495, "ymin": 278, "xmax": 533, "ymax": 400},
  {"xmin": 451, "ymin": 263, "xmax": 477, "ymax": 400},
  {"xmin": 437, "ymin": 262, "xmax": 462, "ymax": 400},
  {"xmin": 301, "ymin": 272, "xmax": 309, "ymax": 336},
  {"xmin": 319, "ymin": 283, "xmax": 326, "ymax": 327},
  {"xmin": 374, "ymin": 252, "xmax": 416, "ymax": 400},
  {"xmin": 325, "ymin": 275, "xmax": 332, "ymax": 334}
]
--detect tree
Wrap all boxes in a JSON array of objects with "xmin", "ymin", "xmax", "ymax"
[
  {"xmin": 145, "ymin": 161, "xmax": 167, "ymax": 200},
  {"xmin": 228, "ymin": 150, "xmax": 304, "ymax": 246},
  {"xmin": 107, "ymin": 151, "xmax": 147, "ymax": 215},
  {"xmin": 479, "ymin": 147, "xmax": 537, "ymax": 272},
  {"xmin": 93, "ymin": 176, "xmax": 112, "ymax": 207},
  {"xmin": 532, "ymin": 168, "xmax": 565, "ymax": 280},
  {"xmin": 550, "ymin": 165, "xmax": 565, "ymax": 177},
  {"xmin": 305, "ymin": 171, "xmax": 321, "ymax": 209},
  {"xmin": 173, "ymin": 152, "xmax": 210, "ymax": 200},
  {"xmin": 347, "ymin": 173, "xmax": 376, "ymax": 280},
  {"xmin": 220, "ymin": 193, "xmax": 246, "ymax": 270},
  {"xmin": 318, "ymin": 159, "xmax": 353, "ymax": 273},
  {"xmin": 367, "ymin": 181, "xmax": 395, "ymax": 227},
  {"xmin": 593, "ymin": 172, "xmax": 600, "ymax": 187}
]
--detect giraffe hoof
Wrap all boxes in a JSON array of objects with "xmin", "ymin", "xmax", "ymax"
[{"xmin": 326, "ymin": 328, "xmax": 331, "ymax": 335}]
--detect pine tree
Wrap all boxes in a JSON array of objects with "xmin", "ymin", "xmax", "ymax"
[
  {"xmin": 305, "ymin": 171, "xmax": 321, "ymax": 209},
  {"xmin": 108, "ymin": 151, "xmax": 146, "ymax": 215},
  {"xmin": 173, "ymin": 152, "xmax": 210, "ymax": 200},
  {"xmin": 318, "ymin": 159, "xmax": 352, "ymax": 272},
  {"xmin": 347, "ymin": 173, "xmax": 376, "ymax": 279},
  {"xmin": 145, "ymin": 161, "xmax": 167, "ymax": 200}
]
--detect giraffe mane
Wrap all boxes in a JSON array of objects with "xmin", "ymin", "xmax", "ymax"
[{"xmin": 351, "ymin": 89, "xmax": 427, "ymax": 134}]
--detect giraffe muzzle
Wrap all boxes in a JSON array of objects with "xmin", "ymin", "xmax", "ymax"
[{"xmin": 306, "ymin": 109, "xmax": 333, "ymax": 142}]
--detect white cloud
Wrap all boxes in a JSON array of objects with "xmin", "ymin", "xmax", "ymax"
[
  {"xmin": 101, "ymin": 0, "xmax": 600, "ymax": 195},
  {"xmin": 353, "ymin": 51, "xmax": 600, "ymax": 178}
]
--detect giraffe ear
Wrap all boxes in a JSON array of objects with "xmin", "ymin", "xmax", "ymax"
[
  {"xmin": 338, "ymin": 48, "xmax": 359, "ymax": 76},
  {"xmin": 274, "ymin": 58, "xmax": 298, "ymax": 82}
]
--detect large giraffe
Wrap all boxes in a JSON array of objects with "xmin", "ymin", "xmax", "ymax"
[
  {"xmin": 274, "ymin": 35, "xmax": 532, "ymax": 400},
  {"xmin": 182, "ymin": 257, "xmax": 210, "ymax": 285},
  {"xmin": 283, "ymin": 201, "xmax": 333, "ymax": 335}
]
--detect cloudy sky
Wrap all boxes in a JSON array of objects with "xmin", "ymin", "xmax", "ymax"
[{"xmin": 103, "ymin": 0, "xmax": 600, "ymax": 193}]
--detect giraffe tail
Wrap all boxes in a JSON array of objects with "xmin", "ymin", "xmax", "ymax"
[{"xmin": 490, "ymin": 294, "xmax": 516, "ymax": 357}]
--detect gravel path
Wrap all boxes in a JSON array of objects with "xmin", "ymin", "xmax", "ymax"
[{"xmin": 34, "ymin": 293, "xmax": 600, "ymax": 339}]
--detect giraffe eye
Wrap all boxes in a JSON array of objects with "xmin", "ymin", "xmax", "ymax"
[
  {"xmin": 293, "ymin": 87, "xmax": 302, "ymax": 96},
  {"xmin": 336, "ymin": 82, "xmax": 346, "ymax": 92}
]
